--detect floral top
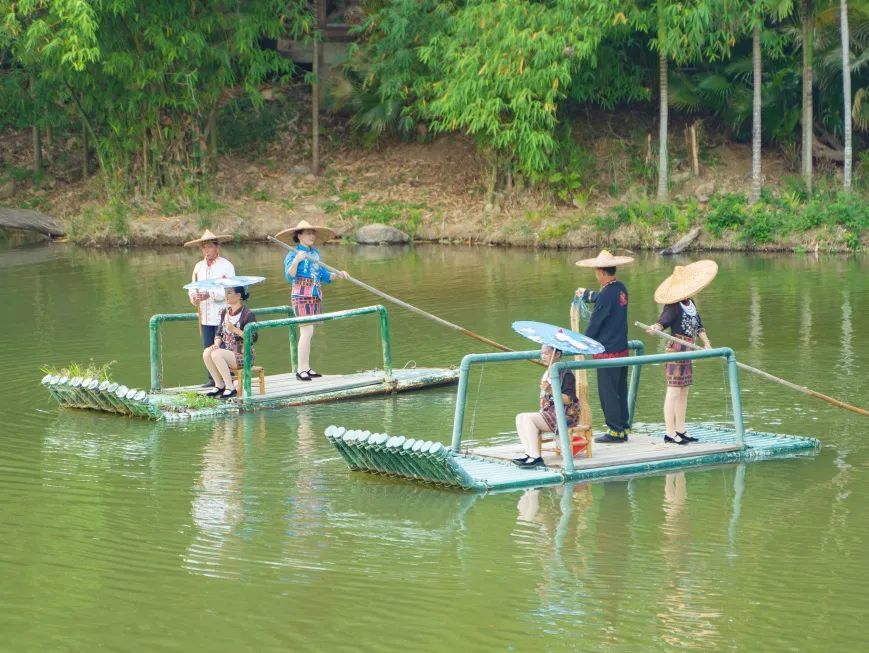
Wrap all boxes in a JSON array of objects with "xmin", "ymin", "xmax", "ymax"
[
  {"xmin": 216, "ymin": 306, "xmax": 258, "ymax": 356},
  {"xmin": 284, "ymin": 244, "xmax": 332, "ymax": 298},
  {"xmin": 658, "ymin": 299, "xmax": 705, "ymax": 339}
]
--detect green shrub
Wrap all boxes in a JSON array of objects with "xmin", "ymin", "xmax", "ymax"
[{"xmin": 705, "ymin": 193, "xmax": 748, "ymax": 235}]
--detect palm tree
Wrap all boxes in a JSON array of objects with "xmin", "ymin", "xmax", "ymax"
[
  {"xmin": 802, "ymin": 0, "xmax": 814, "ymax": 192},
  {"xmin": 658, "ymin": 3, "xmax": 670, "ymax": 201},
  {"xmin": 750, "ymin": 15, "xmax": 763, "ymax": 204},
  {"xmin": 840, "ymin": 0, "xmax": 852, "ymax": 191}
]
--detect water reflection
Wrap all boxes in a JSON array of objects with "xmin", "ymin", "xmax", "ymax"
[{"xmin": 185, "ymin": 419, "xmax": 247, "ymax": 579}]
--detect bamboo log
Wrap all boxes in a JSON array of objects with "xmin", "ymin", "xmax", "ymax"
[{"xmin": 636, "ymin": 321, "xmax": 869, "ymax": 418}]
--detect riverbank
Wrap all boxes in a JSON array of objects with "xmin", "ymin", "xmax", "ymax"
[{"xmin": 3, "ymin": 124, "xmax": 867, "ymax": 253}]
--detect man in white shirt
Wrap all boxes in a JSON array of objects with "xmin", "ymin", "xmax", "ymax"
[{"xmin": 184, "ymin": 230, "xmax": 236, "ymax": 387}]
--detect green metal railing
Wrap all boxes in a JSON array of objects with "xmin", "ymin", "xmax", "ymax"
[
  {"xmin": 149, "ymin": 305, "xmax": 294, "ymax": 391},
  {"xmin": 241, "ymin": 304, "xmax": 393, "ymax": 400},
  {"xmin": 450, "ymin": 342, "xmax": 744, "ymax": 473},
  {"xmin": 149, "ymin": 304, "xmax": 392, "ymax": 393}
]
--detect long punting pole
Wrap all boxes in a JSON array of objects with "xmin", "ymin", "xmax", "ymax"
[
  {"xmin": 636, "ymin": 321, "xmax": 869, "ymax": 418},
  {"xmin": 267, "ymin": 235, "xmax": 522, "ymax": 355}
]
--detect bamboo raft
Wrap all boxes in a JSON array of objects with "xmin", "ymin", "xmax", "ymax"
[
  {"xmin": 324, "ymin": 344, "xmax": 820, "ymax": 491},
  {"xmin": 41, "ymin": 304, "xmax": 459, "ymax": 421}
]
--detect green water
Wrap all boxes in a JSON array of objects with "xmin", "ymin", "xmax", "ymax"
[{"xmin": 2, "ymin": 243, "xmax": 867, "ymax": 652}]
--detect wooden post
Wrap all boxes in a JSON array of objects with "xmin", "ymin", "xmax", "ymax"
[
  {"xmin": 690, "ymin": 122, "xmax": 700, "ymax": 176},
  {"xmin": 82, "ymin": 119, "xmax": 89, "ymax": 178}
]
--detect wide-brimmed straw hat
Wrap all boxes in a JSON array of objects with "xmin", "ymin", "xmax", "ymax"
[
  {"xmin": 654, "ymin": 260, "xmax": 719, "ymax": 304},
  {"xmin": 274, "ymin": 219, "xmax": 336, "ymax": 245},
  {"xmin": 575, "ymin": 249, "xmax": 635, "ymax": 268},
  {"xmin": 183, "ymin": 229, "xmax": 233, "ymax": 248}
]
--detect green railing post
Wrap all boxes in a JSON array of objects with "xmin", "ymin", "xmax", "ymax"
[
  {"xmin": 451, "ymin": 350, "xmax": 542, "ymax": 451},
  {"xmin": 728, "ymin": 353, "xmax": 746, "ymax": 449},
  {"xmin": 243, "ymin": 324, "xmax": 255, "ymax": 400},
  {"xmin": 149, "ymin": 315, "xmax": 161, "ymax": 391},
  {"xmin": 549, "ymin": 367, "xmax": 576, "ymax": 473},
  {"xmin": 377, "ymin": 305, "xmax": 393, "ymax": 383},
  {"xmin": 627, "ymin": 339, "xmax": 645, "ymax": 426},
  {"xmin": 286, "ymin": 307, "xmax": 298, "ymax": 374}
]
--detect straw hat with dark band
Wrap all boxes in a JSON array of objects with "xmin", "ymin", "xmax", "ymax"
[
  {"xmin": 654, "ymin": 260, "xmax": 719, "ymax": 304},
  {"xmin": 274, "ymin": 219, "xmax": 336, "ymax": 245},
  {"xmin": 575, "ymin": 249, "xmax": 635, "ymax": 268},
  {"xmin": 183, "ymin": 229, "xmax": 233, "ymax": 248}
]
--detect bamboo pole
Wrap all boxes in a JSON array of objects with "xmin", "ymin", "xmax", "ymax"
[
  {"xmin": 267, "ymin": 235, "xmax": 526, "ymax": 357},
  {"xmin": 636, "ymin": 321, "xmax": 869, "ymax": 418}
]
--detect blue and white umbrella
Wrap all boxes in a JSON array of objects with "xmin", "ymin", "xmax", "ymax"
[
  {"xmin": 183, "ymin": 275, "xmax": 266, "ymax": 291},
  {"xmin": 512, "ymin": 320, "xmax": 604, "ymax": 356}
]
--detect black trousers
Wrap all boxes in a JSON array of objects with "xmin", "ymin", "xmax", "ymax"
[
  {"xmin": 596, "ymin": 365, "xmax": 630, "ymax": 434},
  {"xmin": 201, "ymin": 324, "xmax": 218, "ymax": 382}
]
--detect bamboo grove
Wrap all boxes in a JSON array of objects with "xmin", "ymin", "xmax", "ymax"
[{"xmin": 1, "ymin": 1, "xmax": 866, "ymax": 202}]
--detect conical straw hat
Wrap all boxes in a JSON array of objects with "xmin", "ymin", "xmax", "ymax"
[
  {"xmin": 575, "ymin": 249, "xmax": 635, "ymax": 268},
  {"xmin": 183, "ymin": 229, "xmax": 233, "ymax": 247},
  {"xmin": 274, "ymin": 219, "xmax": 336, "ymax": 245},
  {"xmin": 654, "ymin": 260, "xmax": 719, "ymax": 304}
]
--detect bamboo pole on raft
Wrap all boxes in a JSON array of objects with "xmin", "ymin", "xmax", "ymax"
[
  {"xmin": 636, "ymin": 321, "xmax": 869, "ymax": 418},
  {"xmin": 267, "ymin": 235, "xmax": 539, "ymax": 361}
]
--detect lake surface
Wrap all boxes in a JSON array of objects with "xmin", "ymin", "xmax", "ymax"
[{"xmin": 1, "ymin": 242, "xmax": 867, "ymax": 651}]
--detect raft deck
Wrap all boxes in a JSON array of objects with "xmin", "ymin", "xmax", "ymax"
[
  {"xmin": 323, "ymin": 346, "xmax": 821, "ymax": 492},
  {"xmin": 41, "ymin": 304, "xmax": 459, "ymax": 421}
]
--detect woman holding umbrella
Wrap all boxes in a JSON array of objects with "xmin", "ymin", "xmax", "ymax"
[
  {"xmin": 646, "ymin": 261, "xmax": 717, "ymax": 444},
  {"xmin": 511, "ymin": 322, "xmax": 604, "ymax": 469},
  {"xmin": 195, "ymin": 276, "xmax": 264, "ymax": 400}
]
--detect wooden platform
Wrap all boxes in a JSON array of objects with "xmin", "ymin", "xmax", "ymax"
[
  {"xmin": 324, "ymin": 422, "xmax": 821, "ymax": 492},
  {"xmin": 42, "ymin": 367, "xmax": 459, "ymax": 421}
]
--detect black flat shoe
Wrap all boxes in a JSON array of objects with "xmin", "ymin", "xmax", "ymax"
[
  {"xmin": 677, "ymin": 431, "xmax": 698, "ymax": 442},
  {"xmin": 296, "ymin": 371, "xmax": 312, "ymax": 382},
  {"xmin": 205, "ymin": 387, "xmax": 225, "ymax": 397},
  {"xmin": 664, "ymin": 434, "xmax": 690, "ymax": 445},
  {"xmin": 512, "ymin": 455, "xmax": 531, "ymax": 464},
  {"xmin": 306, "ymin": 369, "xmax": 323, "ymax": 378},
  {"xmin": 219, "ymin": 389, "xmax": 237, "ymax": 400},
  {"xmin": 517, "ymin": 456, "xmax": 545, "ymax": 469}
]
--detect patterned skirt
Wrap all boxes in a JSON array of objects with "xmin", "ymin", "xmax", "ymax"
[
  {"xmin": 292, "ymin": 295, "xmax": 322, "ymax": 317},
  {"xmin": 665, "ymin": 336, "xmax": 694, "ymax": 387},
  {"xmin": 541, "ymin": 401, "xmax": 582, "ymax": 435}
]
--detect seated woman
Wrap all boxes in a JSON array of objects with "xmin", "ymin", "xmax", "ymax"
[
  {"xmin": 202, "ymin": 286, "xmax": 257, "ymax": 399},
  {"xmin": 513, "ymin": 346, "xmax": 581, "ymax": 469}
]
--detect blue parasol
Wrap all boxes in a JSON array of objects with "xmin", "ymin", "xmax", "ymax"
[
  {"xmin": 512, "ymin": 320, "xmax": 604, "ymax": 356},
  {"xmin": 184, "ymin": 275, "xmax": 266, "ymax": 291}
]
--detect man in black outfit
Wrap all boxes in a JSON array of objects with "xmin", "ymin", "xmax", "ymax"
[{"xmin": 575, "ymin": 250, "xmax": 634, "ymax": 443}]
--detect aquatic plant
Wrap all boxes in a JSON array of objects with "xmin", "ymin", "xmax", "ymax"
[{"xmin": 41, "ymin": 359, "xmax": 116, "ymax": 382}]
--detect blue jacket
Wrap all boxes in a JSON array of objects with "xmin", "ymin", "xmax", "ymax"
[{"xmin": 284, "ymin": 245, "xmax": 331, "ymax": 297}]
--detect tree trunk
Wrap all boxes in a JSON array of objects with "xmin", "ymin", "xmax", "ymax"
[
  {"xmin": 750, "ymin": 21, "xmax": 762, "ymax": 205},
  {"xmin": 311, "ymin": 0, "xmax": 323, "ymax": 176},
  {"xmin": 32, "ymin": 126, "xmax": 42, "ymax": 174},
  {"xmin": 801, "ymin": 0, "xmax": 814, "ymax": 193},
  {"xmin": 840, "ymin": 0, "xmax": 852, "ymax": 192},
  {"xmin": 657, "ymin": 42, "xmax": 669, "ymax": 201},
  {"xmin": 82, "ymin": 120, "xmax": 89, "ymax": 179}
]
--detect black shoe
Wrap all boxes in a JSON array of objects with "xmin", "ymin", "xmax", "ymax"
[
  {"xmin": 664, "ymin": 433, "xmax": 690, "ymax": 445},
  {"xmin": 595, "ymin": 434, "xmax": 628, "ymax": 444},
  {"xmin": 296, "ymin": 371, "xmax": 312, "ymax": 382},
  {"xmin": 512, "ymin": 454, "xmax": 531, "ymax": 464},
  {"xmin": 200, "ymin": 380, "xmax": 216, "ymax": 388},
  {"xmin": 219, "ymin": 389, "xmax": 237, "ymax": 400},
  {"xmin": 677, "ymin": 431, "xmax": 698, "ymax": 442},
  {"xmin": 205, "ymin": 387, "xmax": 225, "ymax": 397},
  {"xmin": 307, "ymin": 369, "xmax": 323, "ymax": 378},
  {"xmin": 516, "ymin": 456, "xmax": 545, "ymax": 469}
]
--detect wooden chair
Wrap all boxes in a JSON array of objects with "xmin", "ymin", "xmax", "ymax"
[{"xmin": 231, "ymin": 366, "xmax": 266, "ymax": 397}]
